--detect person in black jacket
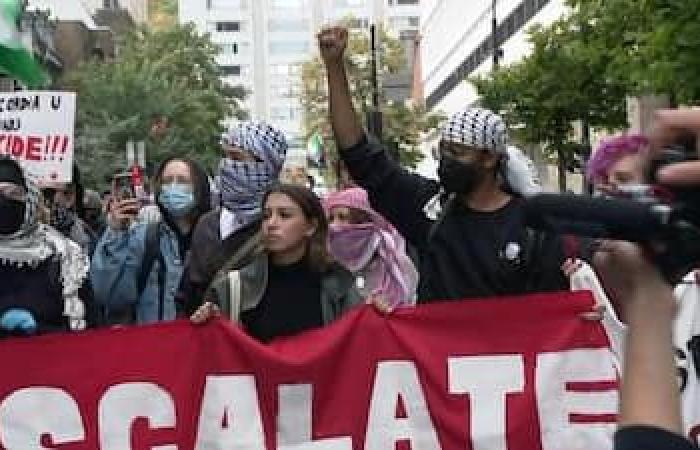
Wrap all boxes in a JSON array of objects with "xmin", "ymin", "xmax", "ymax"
[
  {"xmin": 0, "ymin": 157, "xmax": 97, "ymax": 338},
  {"xmin": 318, "ymin": 26, "xmax": 569, "ymax": 303}
]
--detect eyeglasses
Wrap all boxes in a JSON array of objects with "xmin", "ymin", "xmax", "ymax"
[{"xmin": 0, "ymin": 182, "xmax": 27, "ymax": 202}]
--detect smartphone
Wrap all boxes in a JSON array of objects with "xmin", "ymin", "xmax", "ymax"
[{"xmin": 113, "ymin": 172, "xmax": 135, "ymax": 201}]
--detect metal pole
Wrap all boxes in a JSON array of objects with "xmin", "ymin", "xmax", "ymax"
[
  {"xmin": 367, "ymin": 23, "xmax": 383, "ymax": 140},
  {"xmin": 370, "ymin": 24, "xmax": 380, "ymax": 111},
  {"xmin": 492, "ymin": 0, "xmax": 499, "ymax": 69}
]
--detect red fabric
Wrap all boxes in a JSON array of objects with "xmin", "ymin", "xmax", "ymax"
[{"xmin": 0, "ymin": 291, "xmax": 617, "ymax": 449}]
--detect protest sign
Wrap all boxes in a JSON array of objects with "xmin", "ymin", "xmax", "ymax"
[
  {"xmin": 0, "ymin": 292, "xmax": 618, "ymax": 449},
  {"xmin": 0, "ymin": 91, "xmax": 76, "ymax": 182}
]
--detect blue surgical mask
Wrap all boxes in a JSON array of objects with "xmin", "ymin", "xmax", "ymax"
[{"xmin": 159, "ymin": 183, "xmax": 195, "ymax": 218}]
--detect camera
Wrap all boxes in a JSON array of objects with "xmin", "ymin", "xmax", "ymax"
[{"xmin": 524, "ymin": 137, "xmax": 700, "ymax": 283}]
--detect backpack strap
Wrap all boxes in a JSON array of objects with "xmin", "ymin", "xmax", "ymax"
[
  {"xmin": 203, "ymin": 230, "xmax": 263, "ymax": 307},
  {"xmin": 137, "ymin": 221, "xmax": 162, "ymax": 297}
]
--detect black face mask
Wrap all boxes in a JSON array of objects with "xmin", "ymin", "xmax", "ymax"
[
  {"xmin": 0, "ymin": 196, "xmax": 26, "ymax": 235},
  {"xmin": 437, "ymin": 155, "xmax": 484, "ymax": 195}
]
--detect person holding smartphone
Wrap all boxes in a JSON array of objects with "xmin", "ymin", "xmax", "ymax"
[{"xmin": 90, "ymin": 157, "xmax": 211, "ymax": 325}]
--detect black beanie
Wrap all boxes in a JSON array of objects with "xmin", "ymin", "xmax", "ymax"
[{"xmin": 0, "ymin": 158, "xmax": 26, "ymax": 188}]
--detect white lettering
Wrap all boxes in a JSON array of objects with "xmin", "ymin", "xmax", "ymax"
[
  {"xmin": 278, "ymin": 384, "xmax": 352, "ymax": 450},
  {"xmin": 536, "ymin": 349, "xmax": 617, "ymax": 450},
  {"xmin": 0, "ymin": 387, "xmax": 85, "ymax": 448},
  {"xmin": 99, "ymin": 382, "xmax": 177, "ymax": 450},
  {"xmin": 194, "ymin": 375, "xmax": 265, "ymax": 450},
  {"xmin": 449, "ymin": 355, "xmax": 524, "ymax": 450},
  {"xmin": 364, "ymin": 361, "xmax": 442, "ymax": 450}
]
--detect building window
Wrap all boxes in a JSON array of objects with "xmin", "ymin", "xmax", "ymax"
[
  {"xmin": 218, "ymin": 43, "xmax": 240, "ymax": 54},
  {"xmin": 408, "ymin": 16, "xmax": 420, "ymax": 27},
  {"xmin": 268, "ymin": 18, "xmax": 310, "ymax": 32},
  {"xmin": 220, "ymin": 65, "xmax": 242, "ymax": 76},
  {"xmin": 388, "ymin": 0, "xmax": 418, "ymax": 4},
  {"xmin": 270, "ymin": 83, "xmax": 301, "ymax": 98},
  {"xmin": 209, "ymin": 0, "xmax": 245, "ymax": 8},
  {"xmin": 216, "ymin": 21, "xmax": 241, "ymax": 32},
  {"xmin": 334, "ymin": 0, "xmax": 365, "ymax": 6},
  {"xmin": 271, "ymin": 0, "xmax": 303, "ymax": 8},
  {"xmin": 269, "ymin": 41, "xmax": 309, "ymax": 54},
  {"xmin": 270, "ymin": 64, "xmax": 302, "ymax": 77}
]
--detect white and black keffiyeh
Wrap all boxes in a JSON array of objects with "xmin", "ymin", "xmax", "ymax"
[
  {"xmin": 219, "ymin": 121, "xmax": 288, "ymax": 232},
  {"xmin": 436, "ymin": 107, "xmax": 541, "ymax": 199},
  {"xmin": 440, "ymin": 107, "xmax": 508, "ymax": 154},
  {"xmin": 0, "ymin": 160, "xmax": 89, "ymax": 330}
]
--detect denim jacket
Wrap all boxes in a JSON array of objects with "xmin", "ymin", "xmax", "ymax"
[{"xmin": 90, "ymin": 221, "xmax": 184, "ymax": 324}]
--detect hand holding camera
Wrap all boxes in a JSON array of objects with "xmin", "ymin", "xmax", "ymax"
[
  {"xmin": 108, "ymin": 173, "xmax": 139, "ymax": 231},
  {"xmin": 525, "ymin": 108, "xmax": 700, "ymax": 284}
]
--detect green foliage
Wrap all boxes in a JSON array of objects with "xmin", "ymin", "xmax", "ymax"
[
  {"xmin": 471, "ymin": 0, "xmax": 700, "ymax": 190},
  {"xmin": 300, "ymin": 22, "xmax": 443, "ymax": 169},
  {"xmin": 471, "ymin": 0, "xmax": 700, "ymax": 191},
  {"xmin": 148, "ymin": 0, "xmax": 178, "ymax": 30},
  {"xmin": 61, "ymin": 24, "xmax": 247, "ymax": 187},
  {"xmin": 568, "ymin": 0, "xmax": 700, "ymax": 103}
]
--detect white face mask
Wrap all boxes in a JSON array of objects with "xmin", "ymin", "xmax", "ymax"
[
  {"xmin": 615, "ymin": 183, "xmax": 653, "ymax": 196},
  {"xmin": 602, "ymin": 183, "xmax": 655, "ymax": 202}
]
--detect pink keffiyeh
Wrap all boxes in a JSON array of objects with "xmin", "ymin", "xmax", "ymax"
[{"xmin": 323, "ymin": 188, "xmax": 418, "ymax": 308}]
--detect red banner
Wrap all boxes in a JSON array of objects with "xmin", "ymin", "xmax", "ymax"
[{"xmin": 0, "ymin": 292, "xmax": 618, "ymax": 450}]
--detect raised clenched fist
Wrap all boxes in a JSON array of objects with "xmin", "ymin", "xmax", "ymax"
[{"xmin": 317, "ymin": 26, "xmax": 348, "ymax": 66}]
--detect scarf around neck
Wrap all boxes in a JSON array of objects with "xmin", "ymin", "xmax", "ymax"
[{"xmin": 0, "ymin": 160, "xmax": 89, "ymax": 330}]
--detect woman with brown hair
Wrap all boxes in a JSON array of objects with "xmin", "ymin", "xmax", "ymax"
[{"xmin": 191, "ymin": 183, "xmax": 362, "ymax": 342}]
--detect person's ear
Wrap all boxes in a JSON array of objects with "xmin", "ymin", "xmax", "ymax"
[{"xmin": 305, "ymin": 218, "xmax": 318, "ymax": 237}]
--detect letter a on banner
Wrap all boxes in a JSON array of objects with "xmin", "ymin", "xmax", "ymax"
[
  {"xmin": 365, "ymin": 361, "xmax": 442, "ymax": 450},
  {"xmin": 194, "ymin": 375, "xmax": 265, "ymax": 450}
]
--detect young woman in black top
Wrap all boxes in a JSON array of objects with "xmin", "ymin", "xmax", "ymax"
[{"xmin": 191, "ymin": 184, "xmax": 362, "ymax": 342}]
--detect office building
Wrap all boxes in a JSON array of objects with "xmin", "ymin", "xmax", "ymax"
[{"xmin": 179, "ymin": 0, "xmax": 421, "ymax": 162}]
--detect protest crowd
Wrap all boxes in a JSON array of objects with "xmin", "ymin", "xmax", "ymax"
[{"xmin": 3, "ymin": 25, "xmax": 700, "ymax": 450}]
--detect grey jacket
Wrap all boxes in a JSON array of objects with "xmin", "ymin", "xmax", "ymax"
[{"xmin": 210, "ymin": 252, "xmax": 363, "ymax": 325}]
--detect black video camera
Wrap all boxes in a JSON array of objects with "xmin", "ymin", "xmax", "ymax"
[{"xmin": 524, "ymin": 137, "xmax": 700, "ymax": 283}]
